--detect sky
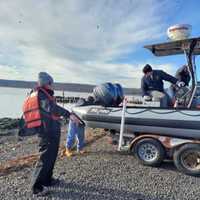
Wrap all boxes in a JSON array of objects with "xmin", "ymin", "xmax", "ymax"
[{"xmin": 0, "ymin": 0, "xmax": 200, "ymax": 88}]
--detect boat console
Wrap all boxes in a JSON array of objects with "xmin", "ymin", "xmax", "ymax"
[{"xmin": 145, "ymin": 37, "xmax": 200, "ymax": 109}]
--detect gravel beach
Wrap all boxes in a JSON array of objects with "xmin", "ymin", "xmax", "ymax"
[{"xmin": 0, "ymin": 125, "xmax": 200, "ymax": 200}]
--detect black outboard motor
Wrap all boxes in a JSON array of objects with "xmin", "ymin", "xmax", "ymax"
[
  {"xmin": 93, "ymin": 82, "xmax": 124, "ymax": 106},
  {"xmin": 115, "ymin": 83, "xmax": 124, "ymax": 105}
]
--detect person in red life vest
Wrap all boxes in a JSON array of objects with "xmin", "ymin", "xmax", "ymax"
[{"xmin": 23, "ymin": 72, "xmax": 80, "ymax": 195}]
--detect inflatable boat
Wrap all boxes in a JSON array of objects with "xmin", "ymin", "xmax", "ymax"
[
  {"xmin": 73, "ymin": 37, "xmax": 200, "ymax": 140},
  {"xmin": 73, "ymin": 104, "xmax": 200, "ymax": 140}
]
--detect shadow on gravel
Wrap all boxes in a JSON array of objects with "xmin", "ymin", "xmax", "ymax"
[
  {"xmin": 159, "ymin": 160, "xmax": 177, "ymax": 172},
  {"xmin": 80, "ymin": 149, "xmax": 130, "ymax": 156},
  {"xmin": 47, "ymin": 180, "xmax": 171, "ymax": 200},
  {"xmin": 77, "ymin": 150, "xmax": 180, "ymax": 174},
  {"xmin": 82, "ymin": 150, "xmax": 178, "ymax": 170}
]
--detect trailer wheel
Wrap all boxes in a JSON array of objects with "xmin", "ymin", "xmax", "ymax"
[
  {"xmin": 173, "ymin": 143, "xmax": 200, "ymax": 176},
  {"xmin": 133, "ymin": 138, "xmax": 165, "ymax": 166}
]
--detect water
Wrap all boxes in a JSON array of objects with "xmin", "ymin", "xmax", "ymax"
[
  {"xmin": 0, "ymin": 87, "xmax": 89, "ymax": 118},
  {"xmin": 0, "ymin": 87, "xmax": 137, "ymax": 118}
]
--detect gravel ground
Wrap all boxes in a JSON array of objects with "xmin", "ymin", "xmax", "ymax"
[
  {"xmin": 0, "ymin": 130, "xmax": 200, "ymax": 200},
  {"xmin": 0, "ymin": 133, "xmax": 38, "ymax": 163}
]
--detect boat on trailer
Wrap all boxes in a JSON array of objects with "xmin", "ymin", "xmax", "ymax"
[{"xmin": 73, "ymin": 37, "xmax": 200, "ymax": 140}]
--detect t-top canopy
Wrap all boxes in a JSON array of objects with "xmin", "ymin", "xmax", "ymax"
[{"xmin": 144, "ymin": 37, "xmax": 200, "ymax": 56}]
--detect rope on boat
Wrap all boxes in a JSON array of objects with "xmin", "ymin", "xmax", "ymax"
[
  {"xmin": 106, "ymin": 107, "xmax": 200, "ymax": 117},
  {"xmin": 127, "ymin": 108, "xmax": 200, "ymax": 116},
  {"xmin": 109, "ymin": 107, "xmax": 177, "ymax": 115},
  {"xmin": 148, "ymin": 110, "xmax": 178, "ymax": 114},
  {"xmin": 125, "ymin": 109, "xmax": 150, "ymax": 115}
]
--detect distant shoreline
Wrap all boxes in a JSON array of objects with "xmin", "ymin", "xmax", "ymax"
[{"xmin": 0, "ymin": 79, "xmax": 141, "ymax": 95}]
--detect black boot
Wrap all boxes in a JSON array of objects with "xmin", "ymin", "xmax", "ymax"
[
  {"xmin": 43, "ymin": 178, "xmax": 60, "ymax": 187},
  {"xmin": 32, "ymin": 184, "xmax": 43, "ymax": 194}
]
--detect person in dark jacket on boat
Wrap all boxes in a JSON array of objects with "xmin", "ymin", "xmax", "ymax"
[
  {"xmin": 23, "ymin": 72, "xmax": 80, "ymax": 195},
  {"xmin": 167, "ymin": 65, "xmax": 191, "ymax": 101},
  {"xmin": 64, "ymin": 96, "xmax": 96, "ymax": 157},
  {"xmin": 175, "ymin": 65, "xmax": 190, "ymax": 86},
  {"xmin": 141, "ymin": 64, "xmax": 184, "ymax": 107}
]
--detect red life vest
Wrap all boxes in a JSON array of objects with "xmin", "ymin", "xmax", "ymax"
[{"xmin": 23, "ymin": 87, "xmax": 59, "ymax": 128}]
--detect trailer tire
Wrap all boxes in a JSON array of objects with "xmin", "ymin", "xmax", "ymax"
[
  {"xmin": 173, "ymin": 143, "xmax": 200, "ymax": 176},
  {"xmin": 133, "ymin": 138, "xmax": 165, "ymax": 167}
]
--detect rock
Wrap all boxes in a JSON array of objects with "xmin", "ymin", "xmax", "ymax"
[{"xmin": 0, "ymin": 118, "xmax": 20, "ymax": 130}]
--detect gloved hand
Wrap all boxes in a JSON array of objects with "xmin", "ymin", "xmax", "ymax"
[
  {"xmin": 176, "ymin": 81, "xmax": 185, "ymax": 87},
  {"xmin": 143, "ymin": 95, "xmax": 152, "ymax": 101}
]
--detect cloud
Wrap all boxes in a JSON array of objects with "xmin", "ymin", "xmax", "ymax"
[{"xmin": 0, "ymin": 0, "xmax": 176, "ymax": 88}]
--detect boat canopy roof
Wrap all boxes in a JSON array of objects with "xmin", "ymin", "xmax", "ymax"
[{"xmin": 144, "ymin": 37, "xmax": 200, "ymax": 56}]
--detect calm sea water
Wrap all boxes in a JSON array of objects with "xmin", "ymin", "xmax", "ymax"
[{"xmin": 0, "ymin": 87, "xmax": 89, "ymax": 118}]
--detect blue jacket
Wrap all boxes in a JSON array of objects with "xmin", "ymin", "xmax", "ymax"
[{"xmin": 141, "ymin": 70, "xmax": 178, "ymax": 96}]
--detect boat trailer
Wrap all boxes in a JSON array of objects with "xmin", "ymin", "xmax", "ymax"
[{"xmin": 114, "ymin": 37, "xmax": 200, "ymax": 176}]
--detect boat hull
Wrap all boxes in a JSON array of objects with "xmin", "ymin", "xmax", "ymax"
[{"xmin": 72, "ymin": 105, "xmax": 200, "ymax": 140}]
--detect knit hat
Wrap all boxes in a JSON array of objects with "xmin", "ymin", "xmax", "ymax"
[{"xmin": 38, "ymin": 72, "xmax": 54, "ymax": 86}]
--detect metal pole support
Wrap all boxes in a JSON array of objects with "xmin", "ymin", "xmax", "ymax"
[{"xmin": 118, "ymin": 97, "xmax": 127, "ymax": 151}]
